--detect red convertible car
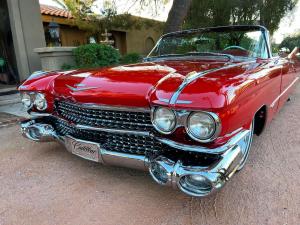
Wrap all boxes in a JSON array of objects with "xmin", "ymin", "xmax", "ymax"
[{"xmin": 19, "ymin": 25, "xmax": 299, "ymax": 197}]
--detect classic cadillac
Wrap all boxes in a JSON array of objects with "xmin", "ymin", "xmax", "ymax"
[{"xmin": 19, "ymin": 25, "xmax": 299, "ymax": 197}]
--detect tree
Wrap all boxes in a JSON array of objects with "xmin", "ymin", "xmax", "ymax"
[
  {"xmin": 124, "ymin": 0, "xmax": 193, "ymax": 33},
  {"xmin": 279, "ymin": 34, "xmax": 300, "ymax": 50},
  {"xmin": 164, "ymin": 0, "xmax": 193, "ymax": 33},
  {"xmin": 184, "ymin": 0, "xmax": 298, "ymax": 34},
  {"xmin": 53, "ymin": 0, "xmax": 164, "ymax": 36},
  {"xmin": 53, "ymin": 0, "xmax": 95, "ymax": 17},
  {"xmin": 53, "ymin": 0, "xmax": 99, "ymax": 33}
]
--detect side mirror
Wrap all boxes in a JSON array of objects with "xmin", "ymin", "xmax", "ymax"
[{"xmin": 279, "ymin": 47, "xmax": 290, "ymax": 58}]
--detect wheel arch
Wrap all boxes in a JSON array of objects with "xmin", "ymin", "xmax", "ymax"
[{"xmin": 253, "ymin": 105, "xmax": 268, "ymax": 136}]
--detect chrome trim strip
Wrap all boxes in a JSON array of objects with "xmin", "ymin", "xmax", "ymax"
[
  {"xmin": 158, "ymin": 98, "xmax": 170, "ymax": 103},
  {"xmin": 56, "ymin": 100, "xmax": 151, "ymax": 113},
  {"xmin": 66, "ymin": 85, "xmax": 98, "ymax": 92},
  {"xmin": 28, "ymin": 112, "xmax": 152, "ymax": 136},
  {"xmin": 169, "ymin": 61, "xmax": 255, "ymax": 105},
  {"xmin": 76, "ymin": 124, "xmax": 150, "ymax": 136},
  {"xmin": 55, "ymin": 115, "xmax": 152, "ymax": 136},
  {"xmin": 28, "ymin": 112, "xmax": 52, "ymax": 117},
  {"xmin": 155, "ymin": 129, "xmax": 251, "ymax": 154},
  {"xmin": 176, "ymin": 100, "xmax": 192, "ymax": 104},
  {"xmin": 270, "ymin": 77, "xmax": 299, "ymax": 108}
]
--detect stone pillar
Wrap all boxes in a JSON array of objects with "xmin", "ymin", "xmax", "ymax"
[
  {"xmin": 34, "ymin": 47, "xmax": 76, "ymax": 71},
  {"xmin": 6, "ymin": 0, "xmax": 46, "ymax": 81}
]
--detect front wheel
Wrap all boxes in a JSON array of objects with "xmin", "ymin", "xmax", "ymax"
[{"xmin": 237, "ymin": 120, "xmax": 254, "ymax": 171}]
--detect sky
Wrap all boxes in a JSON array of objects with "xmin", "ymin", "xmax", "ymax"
[
  {"xmin": 272, "ymin": 1, "xmax": 300, "ymax": 43},
  {"xmin": 39, "ymin": 0, "xmax": 300, "ymax": 44}
]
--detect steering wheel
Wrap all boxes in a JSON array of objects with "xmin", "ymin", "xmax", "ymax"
[{"xmin": 224, "ymin": 45, "xmax": 248, "ymax": 51}]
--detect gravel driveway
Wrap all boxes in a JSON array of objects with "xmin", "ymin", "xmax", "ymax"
[{"xmin": 0, "ymin": 84, "xmax": 299, "ymax": 225}]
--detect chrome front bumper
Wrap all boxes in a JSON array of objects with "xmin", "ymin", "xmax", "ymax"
[{"xmin": 21, "ymin": 117, "xmax": 250, "ymax": 197}]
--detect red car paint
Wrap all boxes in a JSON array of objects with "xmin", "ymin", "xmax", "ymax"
[{"xmin": 19, "ymin": 53, "xmax": 299, "ymax": 149}]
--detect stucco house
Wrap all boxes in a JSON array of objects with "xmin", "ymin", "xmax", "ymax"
[
  {"xmin": 0, "ymin": 0, "xmax": 163, "ymax": 88},
  {"xmin": 40, "ymin": 5, "xmax": 163, "ymax": 56}
]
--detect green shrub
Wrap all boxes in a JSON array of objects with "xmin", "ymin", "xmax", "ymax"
[
  {"xmin": 121, "ymin": 53, "xmax": 142, "ymax": 64},
  {"xmin": 73, "ymin": 44, "xmax": 121, "ymax": 68},
  {"xmin": 61, "ymin": 63, "xmax": 76, "ymax": 70}
]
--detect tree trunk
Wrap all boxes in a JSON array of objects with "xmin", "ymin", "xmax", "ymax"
[{"xmin": 163, "ymin": 0, "xmax": 193, "ymax": 34}]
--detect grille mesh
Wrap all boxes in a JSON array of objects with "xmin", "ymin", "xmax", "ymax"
[
  {"xmin": 53, "ymin": 118, "xmax": 162, "ymax": 155},
  {"xmin": 55, "ymin": 101, "xmax": 153, "ymax": 131},
  {"xmin": 51, "ymin": 101, "xmax": 220, "ymax": 166}
]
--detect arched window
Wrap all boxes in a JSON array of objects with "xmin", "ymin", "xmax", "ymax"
[{"xmin": 145, "ymin": 37, "xmax": 155, "ymax": 55}]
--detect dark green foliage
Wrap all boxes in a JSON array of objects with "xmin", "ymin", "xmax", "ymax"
[
  {"xmin": 184, "ymin": 0, "xmax": 298, "ymax": 34},
  {"xmin": 279, "ymin": 35, "xmax": 300, "ymax": 51},
  {"xmin": 61, "ymin": 63, "xmax": 76, "ymax": 70},
  {"xmin": 121, "ymin": 53, "xmax": 142, "ymax": 64},
  {"xmin": 73, "ymin": 44, "xmax": 121, "ymax": 68}
]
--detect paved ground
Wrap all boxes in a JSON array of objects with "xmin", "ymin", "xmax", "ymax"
[
  {"xmin": 0, "ymin": 84, "xmax": 299, "ymax": 225},
  {"xmin": 0, "ymin": 103, "xmax": 29, "ymax": 119}
]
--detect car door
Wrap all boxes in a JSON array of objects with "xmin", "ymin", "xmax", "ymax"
[{"xmin": 277, "ymin": 56, "xmax": 298, "ymax": 110}]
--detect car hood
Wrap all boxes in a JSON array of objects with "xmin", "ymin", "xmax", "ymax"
[
  {"xmin": 20, "ymin": 59, "xmax": 262, "ymax": 109},
  {"xmin": 49, "ymin": 61, "xmax": 230, "ymax": 107}
]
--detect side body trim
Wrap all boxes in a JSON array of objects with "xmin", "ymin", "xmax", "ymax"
[{"xmin": 270, "ymin": 77, "xmax": 299, "ymax": 108}]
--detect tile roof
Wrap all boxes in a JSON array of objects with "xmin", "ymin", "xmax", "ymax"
[{"xmin": 40, "ymin": 4, "xmax": 73, "ymax": 19}]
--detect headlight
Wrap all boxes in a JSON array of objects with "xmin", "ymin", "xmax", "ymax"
[
  {"xmin": 179, "ymin": 175, "xmax": 212, "ymax": 196},
  {"xmin": 186, "ymin": 112, "xmax": 220, "ymax": 142},
  {"xmin": 34, "ymin": 93, "xmax": 47, "ymax": 111},
  {"xmin": 21, "ymin": 92, "xmax": 33, "ymax": 109},
  {"xmin": 152, "ymin": 107, "xmax": 176, "ymax": 134}
]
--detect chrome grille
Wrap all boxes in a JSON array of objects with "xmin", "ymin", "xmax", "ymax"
[
  {"xmin": 54, "ymin": 101, "xmax": 153, "ymax": 131},
  {"xmin": 48, "ymin": 117, "xmax": 220, "ymax": 165},
  {"xmin": 53, "ymin": 118, "xmax": 162, "ymax": 155},
  {"xmin": 50, "ymin": 101, "xmax": 220, "ymax": 165}
]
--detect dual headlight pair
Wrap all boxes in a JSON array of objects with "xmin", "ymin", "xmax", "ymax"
[
  {"xmin": 151, "ymin": 107, "xmax": 221, "ymax": 143},
  {"xmin": 20, "ymin": 92, "xmax": 47, "ymax": 111}
]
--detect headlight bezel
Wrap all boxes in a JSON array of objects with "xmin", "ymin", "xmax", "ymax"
[
  {"xmin": 151, "ymin": 107, "xmax": 177, "ymax": 135},
  {"xmin": 34, "ymin": 93, "xmax": 48, "ymax": 111},
  {"xmin": 20, "ymin": 92, "xmax": 33, "ymax": 109},
  {"xmin": 151, "ymin": 105, "xmax": 221, "ymax": 143},
  {"xmin": 185, "ymin": 111, "xmax": 221, "ymax": 143},
  {"xmin": 20, "ymin": 91, "xmax": 48, "ymax": 111}
]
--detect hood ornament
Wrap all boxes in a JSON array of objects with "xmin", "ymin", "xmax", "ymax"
[{"xmin": 66, "ymin": 83, "xmax": 98, "ymax": 92}]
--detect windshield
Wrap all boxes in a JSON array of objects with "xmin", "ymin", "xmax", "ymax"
[{"xmin": 148, "ymin": 28, "xmax": 269, "ymax": 59}]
